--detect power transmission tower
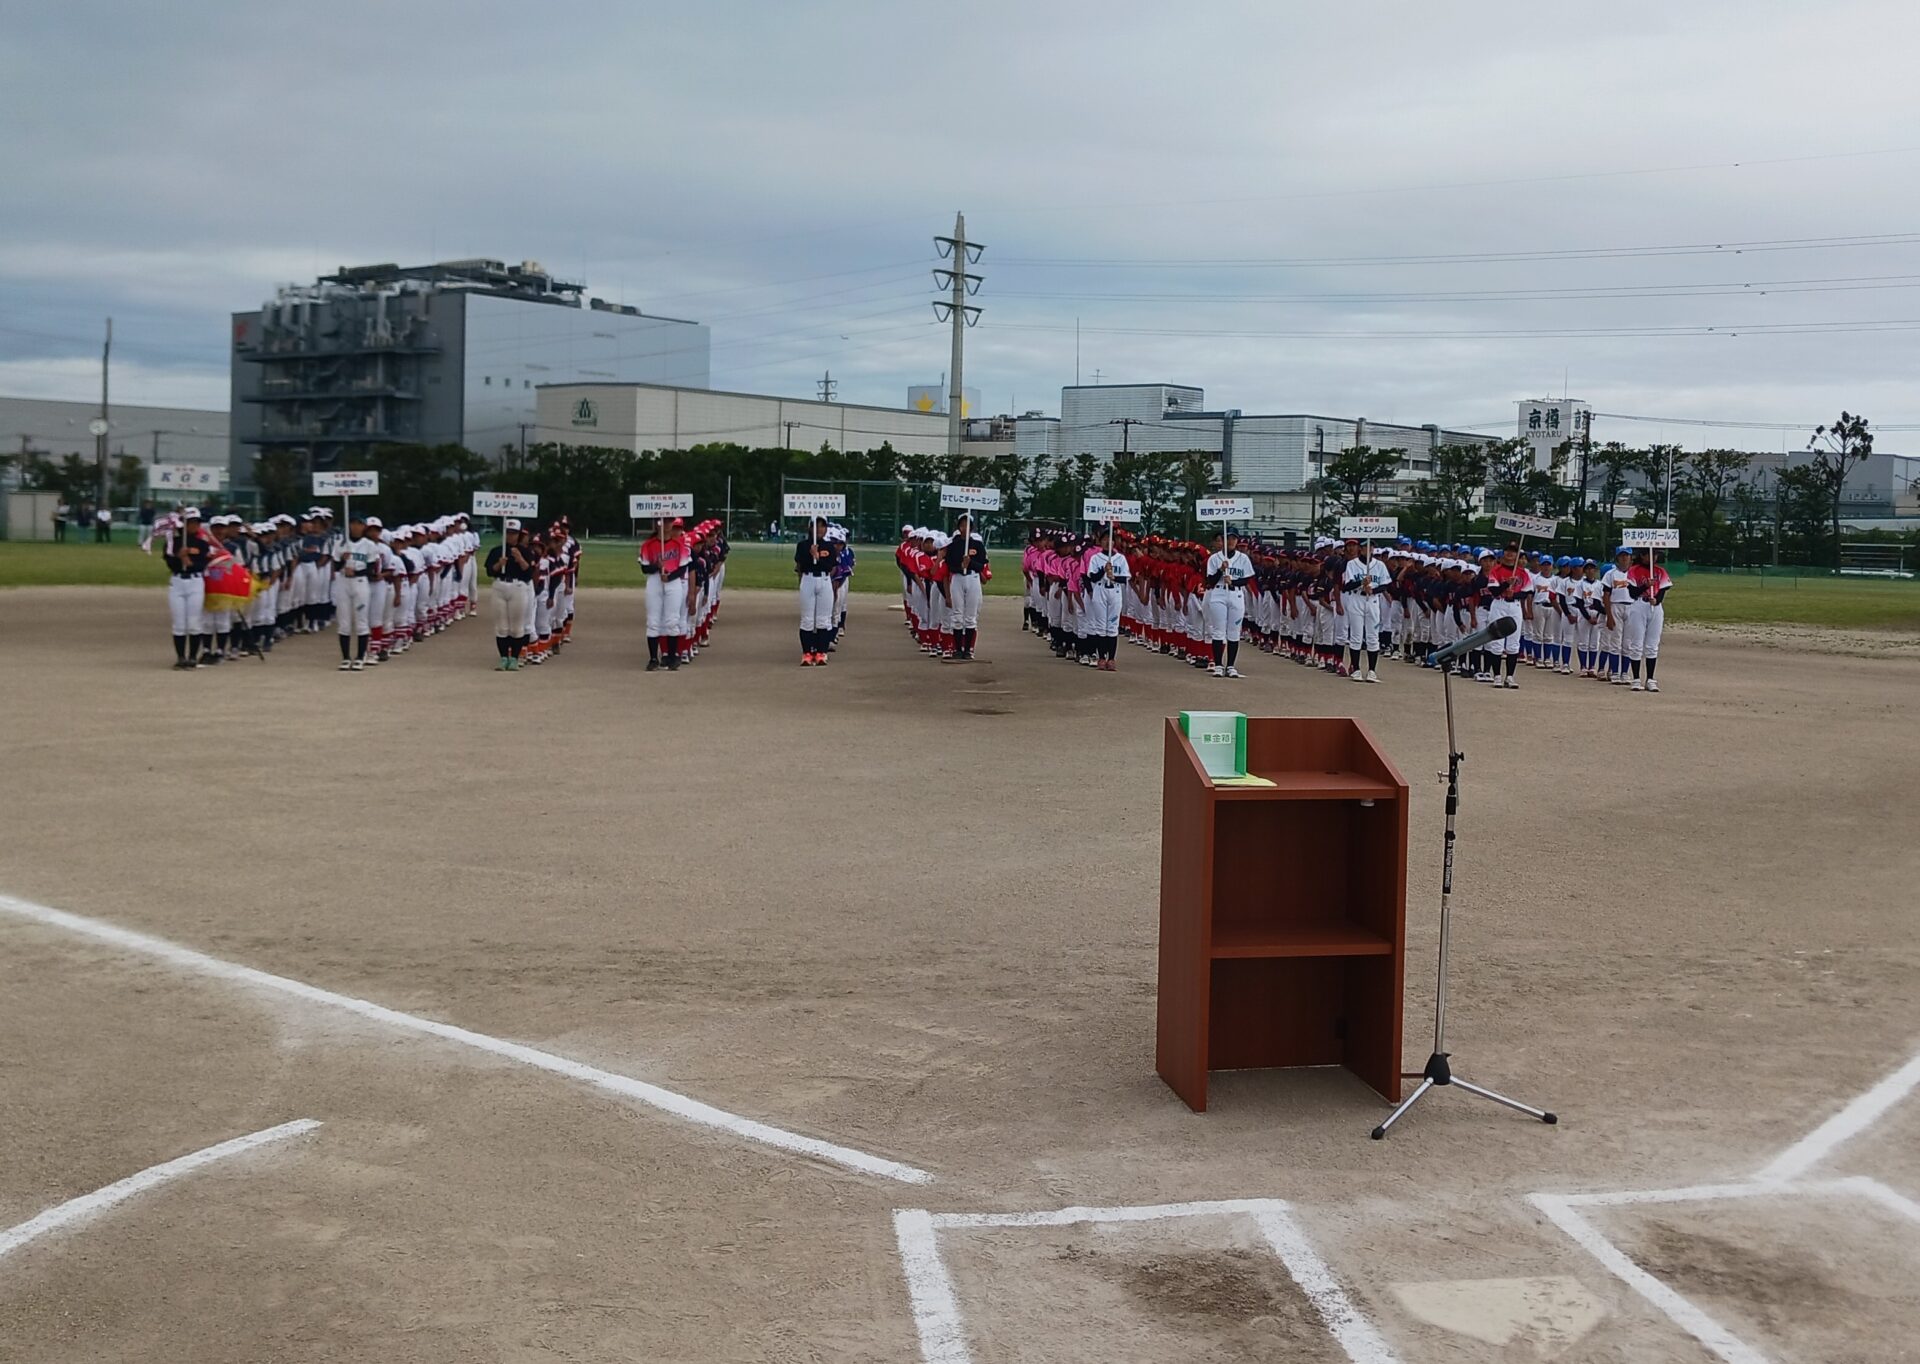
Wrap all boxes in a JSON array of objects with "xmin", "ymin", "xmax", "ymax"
[
  {"xmin": 817, "ymin": 371, "xmax": 837, "ymax": 404},
  {"xmin": 933, "ymin": 212, "xmax": 983, "ymax": 457}
]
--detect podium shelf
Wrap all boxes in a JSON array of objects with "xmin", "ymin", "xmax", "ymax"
[
  {"xmin": 1210, "ymin": 770, "xmax": 1398, "ymax": 801},
  {"xmin": 1210, "ymin": 921, "xmax": 1395, "ymax": 959}
]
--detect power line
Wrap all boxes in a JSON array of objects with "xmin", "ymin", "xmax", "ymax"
[
  {"xmin": 992, "ymin": 272, "xmax": 1920, "ymax": 306},
  {"xmin": 996, "ymin": 231, "xmax": 1920, "ymax": 270},
  {"xmin": 986, "ymin": 316, "xmax": 1920, "ymax": 341}
]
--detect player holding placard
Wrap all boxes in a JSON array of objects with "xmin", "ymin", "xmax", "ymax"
[
  {"xmin": 1340, "ymin": 536, "xmax": 1391, "ymax": 683},
  {"xmin": 1625, "ymin": 547, "xmax": 1672, "ymax": 692}
]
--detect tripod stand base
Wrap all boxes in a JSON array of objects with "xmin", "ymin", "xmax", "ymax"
[{"xmin": 1369, "ymin": 1052, "xmax": 1558, "ymax": 1140}]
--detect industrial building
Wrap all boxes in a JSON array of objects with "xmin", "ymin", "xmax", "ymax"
[
  {"xmin": 229, "ymin": 259, "xmax": 711, "ymax": 488},
  {"xmin": 1016, "ymin": 383, "xmax": 1492, "ymax": 523},
  {"xmin": 1, "ymin": 394, "xmax": 228, "ymax": 475},
  {"xmin": 535, "ymin": 381, "xmax": 1010, "ymax": 460}
]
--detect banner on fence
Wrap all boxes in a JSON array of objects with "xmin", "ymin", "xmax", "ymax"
[{"xmin": 148, "ymin": 464, "xmax": 224, "ymax": 491}]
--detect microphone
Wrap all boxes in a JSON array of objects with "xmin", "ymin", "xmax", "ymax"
[{"xmin": 1430, "ymin": 614, "xmax": 1517, "ymax": 664}]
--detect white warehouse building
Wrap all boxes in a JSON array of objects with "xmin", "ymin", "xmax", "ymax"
[
  {"xmin": 535, "ymin": 381, "xmax": 1009, "ymax": 459},
  {"xmin": 1018, "ymin": 383, "xmax": 1490, "ymax": 522}
]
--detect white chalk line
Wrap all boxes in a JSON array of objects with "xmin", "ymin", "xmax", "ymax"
[
  {"xmin": 0, "ymin": 1119, "xmax": 321, "ymax": 1262},
  {"xmin": 1756, "ymin": 1044, "xmax": 1920, "ymax": 1183},
  {"xmin": 0, "ymin": 893, "xmax": 930, "ymax": 1186},
  {"xmin": 1531, "ymin": 1037, "xmax": 1920, "ymax": 1360},
  {"xmin": 894, "ymin": 1197, "xmax": 1400, "ymax": 1364},
  {"xmin": 1252, "ymin": 1207, "xmax": 1403, "ymax": 1364},
  {"xmin": 1529, "ymin": 1193, "xmax": 1770, "ymax": 1364}
]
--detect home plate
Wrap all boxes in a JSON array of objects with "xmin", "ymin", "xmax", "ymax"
[{"xmin": 1391, "ymin": 1276, "xmax": 1605, "ymax": 1356}]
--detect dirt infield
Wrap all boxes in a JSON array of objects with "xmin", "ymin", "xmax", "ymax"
[{"xmin": 2, "ymin": 586, "xmax": 1917, "ymax": 1362}]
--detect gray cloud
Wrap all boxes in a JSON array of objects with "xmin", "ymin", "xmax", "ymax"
[{"xmin": 5, "ymin": 0, "xmax": 1919, "ymax": 445}]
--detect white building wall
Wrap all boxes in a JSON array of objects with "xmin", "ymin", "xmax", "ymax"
[
  {"xmin": 1057, "ymin": 385, "xmax": 1205, "ymax": 459},
  {"xmin": 1014, "ymin": 416, "xmax": 1059, "ymax": 462},
  {"xmin": 464, "ymin": 295, "xmax": 711, "ymax": 458},
  {"xmin": 536, "ymin": 383, "xmax": 953, "ymax": 457}
]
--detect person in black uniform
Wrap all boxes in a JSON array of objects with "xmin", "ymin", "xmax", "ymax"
[
  {"xmin": 942, "ymin": 517, "xmax": 990, "ymax": 661},
  {"xmin": 163, "ymin": 508, "xmax": 213, "ymax": 669},
  {"xmin": 485, "ymin": 520, "xmax": 536, "ymax": 671},
  {"xmin": 795, "ymin": 516, "xmax": 836, "ymax": 665}
]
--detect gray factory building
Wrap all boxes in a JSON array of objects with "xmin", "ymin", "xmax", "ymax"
[{"xmin": 229, "ymin": 259, "xmax": 710, "ymax": 489}]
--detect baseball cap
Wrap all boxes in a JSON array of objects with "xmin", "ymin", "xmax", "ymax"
[
  {"xmin": 364, "ymin": 516, "xmax": 383, "ymax": 529},
  {"xmin": 182, "ymin": 506, "xmax": 202, "ymax": 520},
  {"xmin": 505, "ymin": 518, "xmax": 522, "ymax": 530}
]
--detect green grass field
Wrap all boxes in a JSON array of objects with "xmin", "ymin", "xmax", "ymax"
[{"xmin": 7, "ymin": 540, "xmax": 1918, "ymax": 628}]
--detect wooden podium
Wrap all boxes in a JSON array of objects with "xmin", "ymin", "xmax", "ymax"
[{"xmin": 1157, "ymin": 716, "xmax": 1409, "ymax": 1110}]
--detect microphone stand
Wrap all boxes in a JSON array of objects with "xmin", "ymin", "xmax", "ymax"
[{"xmin": 1370, "ymin": 658, "xmax": 1558, "ymax": 1139}]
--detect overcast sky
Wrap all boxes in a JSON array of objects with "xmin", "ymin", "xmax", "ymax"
[{"xmin": 6, "ymin": 0, "xmax": 1920, "ymax": 450}]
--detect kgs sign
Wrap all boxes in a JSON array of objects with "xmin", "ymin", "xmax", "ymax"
[{"xmin": 571, "ymin": 398, "xmax": 598, "ymax": 429}]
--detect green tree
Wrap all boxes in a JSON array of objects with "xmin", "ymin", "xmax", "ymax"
[
  {"xmin": 1774, "ymin": 463, "xmax": 1831, "ymax": 560},
  {"xmin": 1485, "ymin": 437, "xmax": 1543, "ymax": 513},
  {"xmin": 1588, "ymin": 443, "xmax": 1650, "ymax": 553},
  {"xmin": 1428, "ymin": 442, "xmax": 1488, "ymax": 541},
  {"xmin": 1176, "ymin": 451, "xmax": 1224, "ymax": 538},
  {"xmin": 253, "ymin": 449, "xmax": 307, "ymax": 512},
  {"xmin": 1806, "ymin": 412, "xmax": 1873, "ymax": 569},
  {"xmin": 1673, "ymin": 449, "xmax": 1751, "ymax": 562},
  {"xmin": 1320, "ymin": 445, "xmax": 1403, "ymax": 517}
]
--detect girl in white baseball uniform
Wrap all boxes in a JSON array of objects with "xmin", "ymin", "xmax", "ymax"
[
  {"xmin": 1340, "ymin": 539, "xmax": 1391, "ymax": 682},
  {"xmin": 1203, "ymin": 529, "xmax": 1254, "ymax": 678}
]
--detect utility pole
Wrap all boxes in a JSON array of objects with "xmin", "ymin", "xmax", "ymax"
[
  {"xmin": 1576, "ymin": 411, "xmax": 1592, "ymax": 551},
  {"xmin": 517, "ymin": 423, "xmax": 531, "ymax": 470},
  {"xmin": 784, "ymin": 420, "xmax": 796, "ymax": 452},
  {"xmin": 96, "ymin": 317, "xmax": 112, "ymax": 508},
  {"xmin": 1109, "ymin": 417, "xmax": 1145, "ymax": 457},
  {"xmin": 816, "ymin": 371, "xmax": 837, "ymax": 404},
  {"xmin": 933, "ymin": 212, "xmax": 983, "ymax": 458}
]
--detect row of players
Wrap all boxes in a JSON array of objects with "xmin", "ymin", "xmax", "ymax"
[
  {"xmin": 1012, "ymin": 527, "xmax": 1671, "ymax": 691},
  {"xmin": 154, "ymin": 506, "xmax": 484, "ymax": 670},
  {"xmin": 632, "ymin": 517, "xmax": 732, "ymax": 671}
]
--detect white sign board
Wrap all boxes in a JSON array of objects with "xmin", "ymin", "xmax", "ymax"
[
  {"xmin": 1622, "ymin": 527, "xmax": 1681, "ymax": 549},
  {"xmin": 629, "ymin": 493, "xmax": 694, "ymax": 518},
  {"xmin": 313, "ymin": 470, "xmax": 380, "ymax": 496},
  {"xmin": 148, "ymin": 463, "xmax": 224, "ymax": 492},
  {"xmin": 783, "ymin": 493, "xmax": 847, "ymax": 517},
  {"xmin": 473, "ymin": 490, "xmax": 540, "ymax": 518},
  {"xmin": 1081, "ymin": 497, "xmax": 1143, "ymax": 523},
  {"xmin": 939, "ymin": 484, "xmax": 1002, "ymax": 512},
  {"xmin": 1494, "ymin": 511, "xmax": 1561, "ymax": 539},
  {"xmin": 1338, "ymin": 515, "xmax": 1399, "ymax": 539},
  {"xmin": 1517, "ymin": 398, "xmax": 1591, "ymax": 472},
  {"xmin": 1195, "ymin": 496, "xmax": 1253, "ymax": 521}
]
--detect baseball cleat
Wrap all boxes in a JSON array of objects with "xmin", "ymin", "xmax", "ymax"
[{"xmin": 1647, "ymin": 679, "xmax": 1660, "ymax": 692}]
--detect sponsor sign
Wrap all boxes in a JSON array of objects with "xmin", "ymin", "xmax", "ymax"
[
  {"xmin": 629, "ymin": 493, "xmax": 694, "ymax": 518},
  {"xmin": 473, "ymin": 490, "xmax": 540, "ymax": 518},
  {"xmin": 1081, "ymin": 497, "xmax": 1143, "ymax": 523},
  {"xmin": 313, "ymin": 471, "xmax": 380, "ymax": 496},
  {"xmin": 783, "ymin": 493, "xmax": 847, "ymax": 517},
  {"xmin": 1494, "ymin": 511, "xmax": 1560, "ymax": 539},
  {"xmin": 148, "ymin": 463, "xmax": 224, "ymax": 491},
  {"xmin": 939, "ymin": 484, "xmax": 1003, "ymax": 512}
]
